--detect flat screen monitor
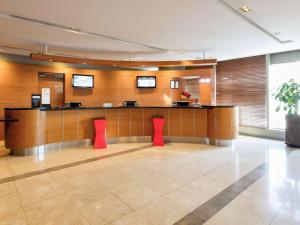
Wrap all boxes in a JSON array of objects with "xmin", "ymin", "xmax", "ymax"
[
  {"xmin": 72, "ymin": 74, "xmax": 94, "ymax": 88},
  {"xmin": 136, "ymin": 76, "xmax": 156, "ymax": 88}
]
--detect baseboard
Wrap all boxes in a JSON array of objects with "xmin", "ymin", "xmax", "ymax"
[{"xmin": 239, "ymin": 126, "xmax": 285, "ymax": 141}]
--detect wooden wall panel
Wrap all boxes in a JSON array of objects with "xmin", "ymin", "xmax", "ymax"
[
  {"xmin": 130, "ymin": 108, "xmax": 143, "ymax": 136},
  {"xmin": 169, "ymin": 108, "xmax": 180, "ymax": 136},
  {"xmin": 143, "ymin": 108, "xmax": 156, "ymax": 136},
  {"xmin": 194, "ymin": 109, "xmax": 207, "ymax": 137},
  {"xmin": 0, "ymin": 59, "xmax": 213, "ymax": 140},
  {"xmin": 207, "ymin": 107, "xmax": 238, "ymax": 140},
  {"xmin": 77, "ymin": 110, "xmax": 93, "ymax": 140},
  {"xmin": 180, "ymin": 109, "xmax": 194, "ymax": 136},
  {"xmin": 118, "ymin": 108, "xmax": 130, "ymax": 137},
  {"xmin": 63, "ymin": 110, "xmax": 78, "ymax": 141},
  {"xmin": 4, "ymin": 109, "xmax": 46, "ymax": 149},
  {"xmin": 38, "ymin": 74, "xmax": 64, "ymax": 107},
  {"xmin": 47, "ymin": 111, "xmax": 63, "ymax": 144},
  {"xmin": 216, "ymin": 55, "xmax": 267, "ymax": 128},
  {"xmin": 105, "ymin": 109, "xmax": 118, "ymax": 138}
]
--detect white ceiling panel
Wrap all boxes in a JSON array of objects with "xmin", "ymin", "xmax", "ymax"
[{"xmin": 0, "ymin": 0, "xmax": 300, "ymax": 60}]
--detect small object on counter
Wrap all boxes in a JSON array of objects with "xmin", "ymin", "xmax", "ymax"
[
  {"xmin": 103, "ymin": 103, "xmax": 113, "ymax": 108},
  {"xmin": 176, "ymin": 101, "xmax": 190, "ymax": 107},
  {"xmin": 70, "ymin": 102, "xmax": 81, "ymax": 108},
  {"xmin": 192, "ymin": 103, "xmax": 202, "ymax": 107},
  {"xmin": 123, "ymin": 101, "xmax": 137, "ymax": 107}
]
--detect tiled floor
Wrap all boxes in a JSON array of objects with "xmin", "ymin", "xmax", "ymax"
[{"xmin": 0, "ymin": 136, "xmax": 299, "ymax": 225}]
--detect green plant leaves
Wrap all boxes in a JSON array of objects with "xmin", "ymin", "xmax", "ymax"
[{"xmin": 273, "ymin": 79, "xmax": 300, "ymax": 115}]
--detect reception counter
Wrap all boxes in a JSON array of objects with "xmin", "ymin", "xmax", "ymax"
[{"xmin": 4, "ymin": 106, "xmax": 238, "ymax": 155}]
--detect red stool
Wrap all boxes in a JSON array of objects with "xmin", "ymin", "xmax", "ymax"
[
  {"xmin": 152, "ymin": 117, "xmax": 165, "ymax": 146},
  {"xmin": 94, "ymin": 118, "xmax": 107, "ymax": 149}
]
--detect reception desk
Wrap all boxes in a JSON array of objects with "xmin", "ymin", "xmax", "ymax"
[{"xmin": 4, "ymin": 106, "xmax": 238, "ymax": 155}]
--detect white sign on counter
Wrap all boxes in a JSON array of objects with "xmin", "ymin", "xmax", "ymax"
[{"xmin": 41, "ymin": 88, "xmax": 50, "ymax": 105}]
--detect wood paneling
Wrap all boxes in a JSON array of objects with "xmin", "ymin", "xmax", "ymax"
[
  {"xmin": 105, "ymin": 109, "xmax": 118, "ymax": 138},
  {"xmin": 5, "ymin": 109, "xmax": 46, "ymax": 149},
  {"xmin": 194, "ymin": 109, "xmax": 207, "ymax": 137},
  {"xmin": 4, "ymin": 107, "xmax": 238, "ymax": 149},
  {"xmin": 130, "ymin": 108, "xmax": 143, "ymax": 136},
  {"xmin": 208, "ymin": 107, "xmax": 238, "ymax": 140},
  {"xmin": 180, "ymin": 109, "xmax": 194, "ymax": 136},
  {"xmin": 216, "ymin": 56, "xmax": 267, "ymax": 128},
  {"xmin": 143, "ymin": 108, "xmax": 156, "ymax": 136},
  {"xmin": 38, "ymin": 73, "xmax": 64, "ymax": 107},
  {"xmin": 118, "ymin": 108, "xmax": 130, "ymax": 137},
  {"xmin": 169, "ymin": 108, "xmax": 180, "ymax": 136},
  {"xmin": 31, "ymin": 53, "xmax": 217, "ymax": 67},
  {"xmin": 63, "ymin": 110, "xmax": 78, "ymax": 141},
  {"xmin": 78, "ymin": 110, "xmax": 93, "ymax": 140},
  {"xmin": 0, "ymin": 59, "xmax": 213, "ymax": 140},
  {"xmin": 47, "ymin": 111, "xmax": 63, "ymax": 143}
]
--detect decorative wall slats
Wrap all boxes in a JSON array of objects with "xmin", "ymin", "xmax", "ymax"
[{"xmin": 216, "ymin": 56, "xmax": 267, "ymax": 128}]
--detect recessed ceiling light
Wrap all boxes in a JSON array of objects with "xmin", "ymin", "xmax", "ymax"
[
  {"xmin": 240, "ymin": 6, "xmax": 251, "ymax": 13},
  {"xmin": 49, "ymin": 59, "xmax": 53, "ymax": 62}
]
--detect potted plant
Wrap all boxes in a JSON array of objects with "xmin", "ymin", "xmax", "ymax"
[
  {"xmin": 274, "ymin": 79, "xmax": 300, "ymax": 147},
  {"xmin": 181, "ymin": 91, "xmax": 191, "ymax": 99}
]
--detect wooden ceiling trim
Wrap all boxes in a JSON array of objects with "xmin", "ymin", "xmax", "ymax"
[{"xmin": 30, "ymin": 53, "xmax": 217, "ymax": 67}]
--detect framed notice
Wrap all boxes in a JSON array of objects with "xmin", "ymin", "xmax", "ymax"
[
  {"xmin": 170, "ymin": 80, "xmax": 179, "ymax": 89},
  {"xmin": 41, "ymin": 88, "xmax": 50, "ymax": 105}
]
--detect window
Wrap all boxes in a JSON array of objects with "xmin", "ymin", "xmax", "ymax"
[{"xmin": 268, "ymin": 61, "xmax": 300, "ymax": 130}]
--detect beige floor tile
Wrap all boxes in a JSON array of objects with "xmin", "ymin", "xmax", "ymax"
[
  {"xmin": 108, "ymin": 211, "xmax": 150, "ymax": 225},
  {"xmin": 66, "ymin": 184, "xmax": 111, "ymax": 208},
  {"xmin": 23, "ymin": 194, "xmax": 77, "ymax": 225},
  {"xmin": 35, "ymin": 209, "xmax": 89, "ymax": 225},
  {"xmin": 166, "ymin": 184, "xmax": 210, "ymax": 211},
  {"xmin": 17, "ymin": 181, "xmax": 64, "ymax": 206},
  {"xmin": 136, "ymin": 197, "xmax": 190, "ymax": 225},
  {"xmin": 0, "ymin": 181, "xmax": 17, "ymax": 196},
  {"xmin": 0, "ymin": 192, "xmax": 22, "ymax": 214},
  {"xmin": 204, "ymin": 204, "xmax": 268, "ymax": 225},
  {"xmin": 116, "ymin": 183, "xmax": 161, "ymax": 209},
  {"xmin": 0, "ymin": 208, "xmax": 27, "ymax": 225},
  {"xmin": 229, "ymin": 191, "xmax": 284, "ymax": 223},
  {"xmin": 271, "ymin": 200, "xmax": 300, "ymax": 225},
  {"xmin": 79, "ymin": 193, "xmax": 132, "ymax": 225}
]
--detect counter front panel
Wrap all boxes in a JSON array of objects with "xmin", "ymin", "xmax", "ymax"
[{"xmin": 4, "ymin": 106, "xmax": 238, "ymax": 154}]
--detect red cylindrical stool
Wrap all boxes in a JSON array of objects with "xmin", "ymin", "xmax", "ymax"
[
  {"xmin": 94, "ymin": 118, "xmax": 107, "ymax": 149},
  {"xmin": 152, "ymin": 117, "xmax": 165, "ymax": 146}
]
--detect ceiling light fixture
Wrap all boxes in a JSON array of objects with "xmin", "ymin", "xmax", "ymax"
[
  {"xmin": 49, "ymin": 59, "xmax": 53, "ymax": 62},
  {"xmin": 82, "ymin": 62, "xmax": 87, "ymax": 64},
  {"xmin": 240, "ymin": 6, "xmax": 251, "ymax": 13}
]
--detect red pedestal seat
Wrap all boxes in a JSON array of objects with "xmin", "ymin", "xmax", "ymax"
[
  {"xmin": 94, "ymin": 119, "xmax": 107, "ymax": 149},
  {"xmin": 152, "ymin": 118, "xmax": 165, "ymax": 146}
]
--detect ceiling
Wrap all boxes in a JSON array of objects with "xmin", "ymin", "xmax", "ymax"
[{"xmin": 0, "ymin": 0, "xmax": 300, "ymax": 61}]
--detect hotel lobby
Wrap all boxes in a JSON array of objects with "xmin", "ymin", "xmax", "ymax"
[{"xmin": 0, "ymin": 0, "xmax": 300, "ymax": 225}]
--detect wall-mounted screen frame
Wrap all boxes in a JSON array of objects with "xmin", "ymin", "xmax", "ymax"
[
  {"xmin": 136, "ymin": 76, "xmax": 156, "ymax": 88},
  {"xmin": 72, "ymin": 74, "xmax": 94, "ymax": 88},
  {"xmin": 170, "ymin": 80, "xmax": 179, "ymax": 89}
]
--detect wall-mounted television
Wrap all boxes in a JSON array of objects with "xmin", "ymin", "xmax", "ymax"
[
  {"xmin": 136, "ymin": 76, "xmax": 156, "ymax": 88},
  {"xmin": 72, "ymin": 74, "xmax": 94, "ymax": 88}
]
